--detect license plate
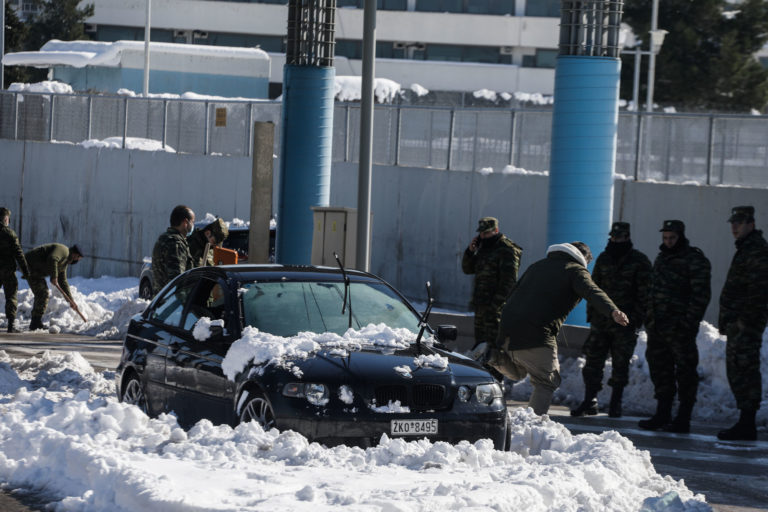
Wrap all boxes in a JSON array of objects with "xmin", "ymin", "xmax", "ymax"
[{"xmin": 390, "ymin": 419, "xmax": 438, "ymax": 436}]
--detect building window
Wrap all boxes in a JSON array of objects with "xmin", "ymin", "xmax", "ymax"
[
  {"xmin": 338, "ymin": 0, "xmax": 407, "ymax": 10},
  {"xmin": 522, "ymin": 49, "xmax": 558, "ymax": 68},
  {"xmin": 525, "ymin": 0, "xmax": 560, "ymax": 17},
  {"xmin": 416, "ymin": 0, "xmax": 512, "ymax": 15}
]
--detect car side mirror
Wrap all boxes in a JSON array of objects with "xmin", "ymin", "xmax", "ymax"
[
  {"xmin": 209, "ymin": 324, "xmax": 225, "ymax": 340},
  {"xmin": 436, "ymin": 325, "xmax": 458, "ymax": 342}
]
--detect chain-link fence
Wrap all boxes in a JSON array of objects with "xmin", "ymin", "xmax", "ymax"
[{"xmin": 2, "ymin": 90, "xmax": 768, "ymax": 187}]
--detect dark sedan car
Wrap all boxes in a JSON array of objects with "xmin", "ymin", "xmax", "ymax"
[{"xmin": 118, "ymin": 265, "xmax": 509, "ymax": 449}]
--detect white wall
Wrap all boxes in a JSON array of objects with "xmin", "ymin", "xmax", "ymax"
[{"xmin": 3, "ymin": 139, "xmax": 765, "ymax": 325}]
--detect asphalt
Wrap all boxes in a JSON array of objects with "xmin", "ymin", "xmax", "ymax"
[{"xmin": 1, "ymin": 332, "xmax": 767, "ymax": 512}]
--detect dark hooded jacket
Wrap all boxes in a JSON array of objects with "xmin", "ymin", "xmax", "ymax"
[{"xmin": 498, "ymin": 244, "xmax": 618, "ymax": 351}]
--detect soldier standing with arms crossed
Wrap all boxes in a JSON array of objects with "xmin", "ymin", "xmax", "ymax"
[
  {"xmin": 0, "ymin": 207, "xmax": 30, "ymax": 333},
  {"xmin": 571, "ymin": 222, "xmax": 652, "ymax": 418},
  {"xmin": 718, "ymin": 206, "xmax": 768, "ymax": 441},
  {"xmin": 462, "ymin": 217, "xmax": 522, "ymax": 371},
  {"xmin": 640, "ymin": 220, "xmax": 711, "ymax": 433}
]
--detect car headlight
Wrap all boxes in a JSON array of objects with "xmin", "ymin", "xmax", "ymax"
[
  {"xmin": 457, "ymin": 385, "xmax": 471, "ymax": 402},
  {"xmin": 283, "ymin": 382, "xmax": 329, "ymax": 406},
  {"xmin": 475, "ymin": 383, "xmax": 502, "ymax": 405}
]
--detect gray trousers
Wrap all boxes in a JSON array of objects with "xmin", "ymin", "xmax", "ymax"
[{"xmin": 490, "ymin": 343, "xmax": 561, "ymax": 415}]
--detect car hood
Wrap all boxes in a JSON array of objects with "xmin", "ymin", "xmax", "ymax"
[{"xmin": 286, "ymin": 343, "xmax": 491, "ymax": 384}]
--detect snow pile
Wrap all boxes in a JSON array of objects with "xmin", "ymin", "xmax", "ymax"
[
  {"xmin": 77, "ymin": 137, "xmax": 176, "ymax": 152},
  {"xmin": 192, "ymin": 317, "xmax": 225, "ymax": 341},
  {"xmin": 514, "ymin": 322, "xmax": 768, "ymax": 427},
  {"xmin": 222, "ymin": 323, "xmax": 418, "ymax": 380},
  {"xmin": 501, "ymin": 164, "xmax": 549, "ymax": 176},
  {"xmin": 8, "ymin": 80, "xmax": 74, "ymax": 94},
  {"xmin": 334, "ymin": 76, "xmax": 402, "ymax": 103},
  {"xmin": 410, "ymin": 83, "xmax": 430, "ymax": 96},
  {"xmin": 413, "ymin": 353, "xmax": 449, "ymax": 370},
  {"xmin": 0, "ymin": 275, "xmax": 147, "ymax": 339},
  {"xmin": 473, "ymin": 88, "xmax": 497, "ymax": 102},
  {"xmin": 0, "ymin": 350, "xmax": 711, "ymax": 511}
]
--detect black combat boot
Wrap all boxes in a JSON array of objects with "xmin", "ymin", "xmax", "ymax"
[
  {"xmin": 717, "ymin": 409, "xmax": 757, "ymax": 441},
  {"xmin": 570, "ymin": 386, "xmax": 599, "ymax": 417},
  {"xmin": 664, "ymin": 400, "xmax": 694, "ymax": 433},
  {"xmin": 6, "ymin": 315, "xmax": 21, "ymax": 333},
  {"xmin": 638, "ymin": 397, "xmax": 673, "ymax": 430},
  {"xmin": 608, "ymin": 385, "xmax": 624, "ymax": 418},
  {"xmin": 28, "ymin": 316, "xmax": 47, "ymax": 331}
]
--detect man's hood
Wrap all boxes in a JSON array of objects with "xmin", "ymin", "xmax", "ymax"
[{"xmin": 546, "ymin": 243, "xmax": 588, "ymax": 267}]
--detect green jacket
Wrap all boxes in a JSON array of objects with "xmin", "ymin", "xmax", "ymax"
[
  {"xmin": 719, "ymin": 229, "xmax": 768, "ymax": 330},
  {"xmin": 24, "ymin": 243, "xmax": 73, "ymax": 299},
  {"xmin": 462, "ymin": 233, "xmax": 522, "ymax": 312},
  {"xmin": 647, "ymin": 238, "xmax": 711, "ymax": 333},
  {"xmin": 151, "ymin": 227, "xmax": 192, "ymax": 294},
  {"xmin": 498, "ymin": 245, "xmax": 618, "ymax": 351},
  {"xmin": 0, "ymin": 224, "xmax": 30, "ymax": 276},
  {"xmin": 188, "ymin": 218, "xmax": 229, "ymax": 268},
  {"xmin": 587, "ymin": 243, "xmax": 652, "ymax": 330}
]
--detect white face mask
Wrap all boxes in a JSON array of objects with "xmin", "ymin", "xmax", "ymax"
[{"xmin": 186, "ymin": 219, "xmax": 195, "ymax": 237}]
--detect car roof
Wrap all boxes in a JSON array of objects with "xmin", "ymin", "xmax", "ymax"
[{"xmin": 186, "ymin": 264, "xmax": 382, "ymax": 283}]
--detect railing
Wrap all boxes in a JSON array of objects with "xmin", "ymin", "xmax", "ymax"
[{"xmin": 2, "ymin": 90, "xmax": 768, "ymax": 188}]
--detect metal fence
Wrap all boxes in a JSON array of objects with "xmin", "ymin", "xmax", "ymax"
[{"xmin": 2, "ymin": 90, "xmax": 768, "ymax": 187}]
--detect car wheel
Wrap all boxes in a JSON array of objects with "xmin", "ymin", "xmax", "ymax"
[
  {"xmin": 239, "ymin": 392, "xmax": 276, "ymax": 429},
  {"xmin": 122, "ymin": 374, "xmax": 148, "ymax": 414},
  {"xmin": 139, "ymin": 279, "xmax": 153, "ymax": 300}
]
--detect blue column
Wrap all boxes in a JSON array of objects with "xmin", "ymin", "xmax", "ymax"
[
  {"xmin": 277, "ymin": 65, "xmax": 335, "ymax": 264},
  {"xmin": 547, "ymin": 56, "xmax": 621, "ymax": 326}
]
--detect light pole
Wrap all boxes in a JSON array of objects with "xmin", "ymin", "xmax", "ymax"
[
  {"xmin": 1, "ymin": 0, "xmax": 5, "ymax": 90},
  {"xmin": 143, "ymin": 0, "xmax": 151, "ymax": 96},
  {"xmin": 645, "ymin": 0, "xmax": 667, "ymax": 112}
]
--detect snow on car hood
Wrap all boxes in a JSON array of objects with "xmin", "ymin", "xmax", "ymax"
[{"xmin": 222, "ymin": 323, "xmax": 442, "ymax": 380}]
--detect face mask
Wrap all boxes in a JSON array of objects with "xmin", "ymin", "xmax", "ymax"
[{"xmin": 186, "ymin": 220, "xmax": 195, "ymax": 237}]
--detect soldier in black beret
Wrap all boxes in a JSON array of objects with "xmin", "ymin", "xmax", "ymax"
[
  {"xmin": 718, "ymin": 206, "xmax": 768, "ymax": 441},
  {"xmin": 571, "ymin": 221, "xmax": 651, "ymax": 418},
  {"xmin": 639, "ymin": 220, "xmax": 711, "ymax": 433}
]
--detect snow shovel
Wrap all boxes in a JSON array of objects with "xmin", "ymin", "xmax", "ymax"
[{"xmin": 52, "ymin": 281, "xmax": 88, "ymax": 323}]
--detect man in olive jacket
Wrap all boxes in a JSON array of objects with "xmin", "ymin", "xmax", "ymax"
[
  {"xmin": 490, "ymin": 242, "xmax": 629, "ymax": 415},
  {"xmin": 188, "ymin": 217, "xmax": 229, "ymax": 268},
  {"xmin": 717, "ymin": 206, "xmax": 768, "ymax": 441},
  {"xmin": 0, "ymin": 207, "xmax": 30, "ymax": 332},
  {"xmin": 24, "ymin": 243, "xmax": 83, "ymax": 330},
  {"xmin": 152, "ymin": 205, "xmax": 195, "ymax": 296},
  {"xmin": 462, "ymin": 217, "xmax": 522, "ymax": 366},
  {"xmin": 640, "ymin": 220, "xmax": 711, "ymax": 434}
]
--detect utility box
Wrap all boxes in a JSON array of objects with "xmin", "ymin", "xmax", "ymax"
[{"xmin": 311, "ymin": 207, "xmax": 361, "ymax": 268}]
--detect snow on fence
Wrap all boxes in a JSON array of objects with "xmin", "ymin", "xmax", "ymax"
[{"xmin": 1, "ymin": 90, "xmax": 768, "ymax": 187}]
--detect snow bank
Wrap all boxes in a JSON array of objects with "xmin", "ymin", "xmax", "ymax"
[
  {"xmin": 0, "ymin": 350, "xmax": 711, "ymax": 511},
  {"xmin": 335, "ymin": 76, "xmax": 402, "ymax": 103}
]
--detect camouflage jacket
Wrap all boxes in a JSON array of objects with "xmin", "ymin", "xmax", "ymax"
[
  {"xmin": 151, "ymin": 228, "xmax": 192, "ymax": 293},
  {"xmin": 647, "ymin": 239, "xmax": 711, "ymax": 332},
  {"xmin": 461, "ymin": 233, "xmax": 522, "ymax": 311},
  {"xmin": 24, "ymin": 243, "xmax": 73, "ymax": 299},
  {"xmin": 587, "ymin": 244, "xmax": 652, "ymax": 330},
  {"xmin": 0, "ymin": 224, "xmax": 30, "ymax": 276},
  {"xmin": 719, "ymin": 229, "xmax": 768, "ymax": 329}
]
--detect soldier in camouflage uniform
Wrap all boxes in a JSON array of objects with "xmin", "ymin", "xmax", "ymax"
[
  {"xmin": 639, "ymin": 220, "xmax": 711, "ymax": 433},
  {"xmin": 571, "ymin": 222, "xmax": 651, "ymax": 418},
  {"xmin": 188, "ymin": 217, "xmax": 229, "ymax": 267},
  {"xmin": 24, "ymin": 243, "xmax": 83, "ymax": 331},
  {"xmin": 152, "ymin": 205, "xmax": 195, "ymax": 296},
  {"xmin": 462, "ymin": 217, "xmax": 522, "ymax": 368},
  {"xmin": 0, "ymin": 207, "xmax": 31, "ymax": 333},
  {"xmin": 717, "ymin": 206, "xmax": 768, "ymax": 441}
]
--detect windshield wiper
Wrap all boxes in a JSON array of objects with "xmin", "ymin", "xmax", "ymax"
[
  {"xmin": 415, "ymin": 281, "xmax": 434, "ymax": 351},
  {"xmin": 333, "ymin": 252, "xmax": 353, "ymax": 328}
]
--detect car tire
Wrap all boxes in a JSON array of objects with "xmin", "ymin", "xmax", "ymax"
[
  {"xmin": 239, "ymin": 392, "xmax": 277, "ymax": 430},
  {"xmin": 121, "ymin": 374, "xmax": 148, "ymax": 414},
  {"xmin": 139, "ymin": 279, "xmax": 153, "ymax": 300}
]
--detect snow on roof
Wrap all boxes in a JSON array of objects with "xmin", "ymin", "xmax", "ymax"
[
  {"xmin": 2, "ymin": 39, "xmax": 270, "ymax": 69},
  {"xmin": 335, "ymin": 75, "xmax": 402, "ymax": 103}
]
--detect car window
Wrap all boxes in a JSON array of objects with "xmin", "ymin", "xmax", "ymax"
[
  {"xmin": 149, "ymin": 282, "xmax": 195, "ymax": 327},
  {"xmin": 183, "ymin": 278, "xmax": 228, "ymax": 331},
  {"xmin": 240, "ymin": 281, "xmax": 420, "ymax": 337},
  {"xmin": 223, "ymin": 230, "xmax": 248, "ymax": 257}
]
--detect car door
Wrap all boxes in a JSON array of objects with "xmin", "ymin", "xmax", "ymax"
[
  {"xmin": 139, "ymin": 278, "xmax": 196, "ymax": 416},
  {"xmin": 165, "ymin": 277, "xmax": 237, "ymax": 427}
]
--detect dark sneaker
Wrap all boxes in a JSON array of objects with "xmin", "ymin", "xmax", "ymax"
[
  {"xmin": 717, "ymin": 423, "xmax": 757, "ymax": 441},
  {"xmin": 570, "ymin": 398, "xmax": 599, "ymax": 417},
  {"xmin": 663, "ymin": 419, "xmax": 690, "ymax": 434},
  {"xmin": 608, "ymin": 403, "xmax": 622, "ymax": 418},
  {"xmin": 638, "ymin": 415, "xmax": 671, "ymax": 430},
  {"xmin": 7, "ymin": 326, "xmax": 22, "ymax": 333}
]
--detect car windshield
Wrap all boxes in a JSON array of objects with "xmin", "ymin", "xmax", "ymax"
[{"xmin": 240, "ymin": 280, "xmax": 421, "ymax": 338}]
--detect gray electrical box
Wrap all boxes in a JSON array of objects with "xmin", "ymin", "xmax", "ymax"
[{"xmin": 311, "ymin": 206, "xmax": 362, "ymax": 268}]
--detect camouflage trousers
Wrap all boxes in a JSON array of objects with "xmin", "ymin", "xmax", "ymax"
[
  {"xmin": 581, "ymin": 325, "xmax": 638, "ymax": 390},
  {"xmin": 725, "ymin": 318, "xmax": 767, "ymax": 411},
  {"xmin": 1, "ymin": 271, "xmax": 19, "ymax": 321},
  {"xmin": 645, "ymin": 327, "xmax": 699, "ymax": 404},
  {"xmin": 27, "ymin": 276, "xmax": 51, "ymax": 319},
  {"xmin": 473, "ymin": 304, "xmax": 502, "ymax": 349}
]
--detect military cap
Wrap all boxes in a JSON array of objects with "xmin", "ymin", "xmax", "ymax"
[
  {"xmin": 0, "ymin": 207, "xmax": 10, "ymax": 218},
  {"xmin": 609, "ymin": 221, "xmax": 630, "ymax": 237},
  {"xmin": 70, "ymin": 244, "xmax": 83, "ymax": 256},
  {"xmin": 727, "ymin": 205, "xmax": 755, "ymax": 223},
  {"xmin": 205, "ymin": 218, "xmax": 229, "ymax": 244},
  {"xmin": 476, "ymin": 217, "xmax": 499, "ymax": 233},
  {"xmin": 659, "ymin": 219, "xmax": 685, "ymax": 234}
]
